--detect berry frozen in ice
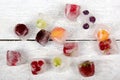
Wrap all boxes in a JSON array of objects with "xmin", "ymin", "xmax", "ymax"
[
  {"xmin": 7, "ymin": 50, "xmax": 21, "ymax": 66},
  {"xmin": 30, "ymin": 59, "xmax": 46, "ymax": 75},
  {"xmin": 78, "ymin": 61, "xmax": 95, "ymax": 77},
  {"xmin": 83, "ymin": 10, "xmax": 89, "ymax": 15},
  {"xmin": 89, "ymin": 16, "xmax": 96, "ymax": 23},
  {"xmin": 36, "ymin": 19, "xmax": 47, "ymax": 29},
  {"xmin": 99, "ymin": 39, "xmax": 112, "ymax": 55},
  {"xmin": 99, "ymin": 39, "xmax": 111, "ymax": 51},
  {"xmin": 50, "ymin": 27, "xmax": 67, "ymax": 43},
  {"xmin": 15, "ymin": 24, "xmax": 29, "ymax": 37},
  {"xmin": 36, "ymin": 29, "xmax": 50, "ymax": 46},
  {"xmin": 63, "ymin": 42, "xmax": 78, "ymax": 56},
  {"xmin": 65, "ymin": 4, "xmax": 80, "ymax": 21},
  {"xmin": 83, "ymin": 23, "xmax": 89, "ymax": 29}
]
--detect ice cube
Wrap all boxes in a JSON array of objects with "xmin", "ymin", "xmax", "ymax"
[
  {"xmin": 50, "ymin": 27, "xmax": 67, "ymax": 43},
  {"xmin": 35, "ymin": 29, "xmax": 50, "ymax": 46},
  {"xmin": 63, "ymin": 42, "xmax": 79, "ymax": 57},
  {"xmin": 14, "ymin": 24, "xmax": 29, "ymax": 37},
  {"xmin": 51, "ymin": 55, "xmax": 70, "ymax": 72},
  {"xmin": 7, "ymin": 50, "xmax": 21, "ymax": 66},
  {"xmin": 30, "ymin": 59, "xmax": 46, "ymax": 75},
  {"xmin": 65, "ymin": 4, "xmax": 80, "ymax": 21}
]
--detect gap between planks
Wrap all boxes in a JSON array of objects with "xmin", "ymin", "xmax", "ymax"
[{"xmin": 0, "ymin": 39, "xmax": 120, "ymax": 41}]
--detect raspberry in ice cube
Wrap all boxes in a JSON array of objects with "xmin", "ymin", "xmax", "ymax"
[
  {"xmin": 30, "ymin": 59, "xmax": 46, "ymax": 75},
  {"xmin": 7, "ymin": 50, "xmax": 21, "ymax": 66},
  {"xmin": 65, "ymin": 4, "xmax": 80, "ymax": 21}
]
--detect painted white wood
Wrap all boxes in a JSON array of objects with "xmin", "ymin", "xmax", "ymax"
[
  {"xmin": 0, "ymin": 0, "xmax": 120, "ymax": 39},
  {"xmin": 0, "ymin": 41, "xmax": 120, "ymax": 80},
  {"xmin": 0, "ymin": 0, "xmax": 120, "ymax": 80}
]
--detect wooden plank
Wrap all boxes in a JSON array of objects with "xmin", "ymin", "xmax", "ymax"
[
  {"xmin": 0, "ymin": 41, "xmax": 120, "ymax": 80},
  {"xmin": 0, "ymin": 0, "xmax": 120, "ymax": 40}
]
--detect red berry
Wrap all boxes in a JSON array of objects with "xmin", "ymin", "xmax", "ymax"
[
  {"xmin": 79, "ymin": 61, "xmax": 95, "ymax": 77},
  {"xmin": 38, "ymin": 60, "xmax": 44, "ymax": 67},
  {"xmin": 15, "ymin": 24, "xmax": 29, "ymax": 37},
  {"xmin": 31, "ymin": 61, "xmax": 37, "ymax": 68},
  {"xmin": 32, "ymin": 70, "xmax": 37, "ymax": 75},
  {"xmin": 104, "ymin": 44, "xmax": 111, "ymax": 50},
  {"xmin": 99, "ymin": 41, "xmax": 105, "ymax": 50},
  {"xmin": 70, "ymin": 4, "xmax": 77, "ymax": 13},
  {"xmin": 106, "ymin": 39, "xmax": 111, "ymax": 44},
  {"xmin": 35, "ymin": 67, "xmax": 41, "ymax": 71}
]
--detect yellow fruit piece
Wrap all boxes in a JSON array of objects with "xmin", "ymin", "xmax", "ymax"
[
  {"xmin": 50, "ymin": 27, "xmax": 66, "ymax": 41},
  {"xmin": 97, "ymin": 29, "xmax": 109, "ymax": 41},
  {"xmin": 36, "ymin": 19, "xmax": 47, "ymax": 29},
  {"xmin": 53, "ymin": 57, "xmax": 62, "ymax": 67}
]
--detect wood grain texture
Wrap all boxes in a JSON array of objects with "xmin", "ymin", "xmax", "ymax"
[{"xmin": 0, "ymin": 0, "xmax": 120, "ymax": 80}]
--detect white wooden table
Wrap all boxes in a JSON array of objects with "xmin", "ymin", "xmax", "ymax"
[{"xmin": 0, "ymin": 0, "xmax": 120, "ymax": 80}]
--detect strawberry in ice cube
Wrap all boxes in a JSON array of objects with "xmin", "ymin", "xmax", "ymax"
[
  {"xmin": 7, "ymin": 50, "xmax": 21, "ymax": 66},
  {"xmin": 63, "ymin": 42, "xmax": 78, "ymax": 56},
  {"xmin": 30, "ymin": 59, "xmax": 46, "ymax": 75},
  {"xmin": 78, "ymin": 61, "xmax": 95, "ymax": 77},
  {"xmin": 65, "ymin": 4, "xmax": 80, "ymax": 21}
]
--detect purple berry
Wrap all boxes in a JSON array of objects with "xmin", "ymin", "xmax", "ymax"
[
  {"xmin": 35, "ymin": 29, "xmax": 50, "ymax": 46},
  {"xmin": 89, "ymin": 16, "xmax": 96, "ymax": 23},
  {"xmin": 83, "ymin": 23, "xmax": 89, "ymax": 29},
  {"xmin": 83, "ymin": 10, "xmax": 89, "ymax": 15}
]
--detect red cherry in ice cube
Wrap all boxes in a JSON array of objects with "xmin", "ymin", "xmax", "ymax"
[
  {"xmin": 78, "ymin": 61, "xmax": 95, "ymax": 77},
  {"xmin": 15, "ymin": 24, "xmax": 29, "ymax": 37}
]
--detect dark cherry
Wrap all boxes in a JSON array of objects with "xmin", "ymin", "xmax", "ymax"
[
  {"xmin": 15, "ymin": 24, "xmax": 29, "ymax": 36},
  {"xmin": 83, "ymin": 10, "xmax": 89, "ymax": 15},
  {"xmin": 89, "ymin": 16, "xmax": 96, "ymax": 23},
  {"xmin": 83, "ymin": 23, "xmax": 89, "ymax": 29},
  {"xmin": 35, "ymin": 29, "xmax": 50, "ymax": 46}
]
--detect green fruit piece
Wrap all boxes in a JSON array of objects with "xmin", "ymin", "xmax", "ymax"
[
  {"xmin": 36, "ymin": 19, "xmax": 47, "ymax": 29},
  {"xmin": 53, "ymin": 57, "xmax": 62, "ymax": 67}
]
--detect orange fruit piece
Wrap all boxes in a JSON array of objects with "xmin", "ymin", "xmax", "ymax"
[
  {"xmin": 50, "ymin": 27, "xmax": 66, "ymax": 42},
  {"xmin": 97, "ymin": 29, "xmax": 109, "ymax": 41}
]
